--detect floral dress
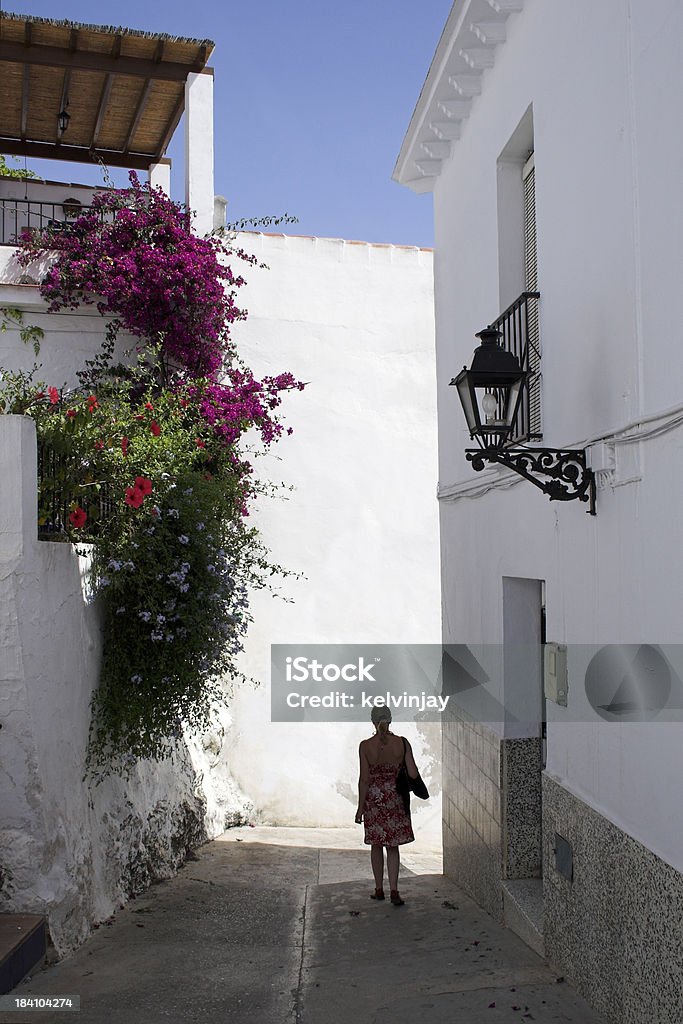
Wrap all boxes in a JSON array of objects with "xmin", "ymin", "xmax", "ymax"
[{"xmin": 363, "ymin": 762, "xmax": 415, "ymax": 847}]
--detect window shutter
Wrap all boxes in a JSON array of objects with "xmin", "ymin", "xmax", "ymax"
[{"xmin": 523, "ymin": 154, "xmax": 542, "ymax": 438}]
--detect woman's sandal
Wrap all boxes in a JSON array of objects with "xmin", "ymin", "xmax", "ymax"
[
  {"xmin": 370, "ymin": 888, "xmax": 385, "ymax": 900},
  {"xmin": 390, "ymin": 890, "xmax": 405, "ymax": 906}
]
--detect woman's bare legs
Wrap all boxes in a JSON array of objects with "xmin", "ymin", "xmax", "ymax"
[
  {"xmin": 386, "ymin": 846, "xmax": 400, "ymax": 891},
  {"xmin": 371, "ymin": 844, "xmax": 384, "ymax": 890}
]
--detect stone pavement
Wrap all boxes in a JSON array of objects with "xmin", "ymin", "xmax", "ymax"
[{"xmin": 4, "ymin": 827, "xmax": 606, "ymax": 1024}]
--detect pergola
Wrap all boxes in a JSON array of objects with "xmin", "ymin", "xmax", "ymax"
[{"xmin": 0, "ymin": 11, "xmax": 215, "ymax": 171}]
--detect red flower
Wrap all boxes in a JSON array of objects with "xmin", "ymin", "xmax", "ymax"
[
  {"xmin": 88, "ymin": 395, "xmax": 98, "ymax": 411},
  {"xmin": 145, "ymin": 402, "xmax": 154, "ymax": 411},
  {"xmin": 135, "ymin": 414, "xmax": 145, "ymax": 421},
  {"xmin": 150, "ymin": 420, "xmax": 161, "ymax": 437},
  {"xmin": 66, "ymin": 409, "xmax": 77, "ymax": 419},
  {"xmin": 94, "ymin": 440, "xmax": 105, "ymax": 451},
  {"xmin": 134, "ymin": 476, "xmax": 153, "ymax": 496},
  {"xmin": 125, "ymin": 487, "xmax": 144, "ymax": 508},
  {"xmin": 121, "ymin": 436, "xmax": 129, "ymax": 457},
  {"xmin": 48, "ymin": 386, "xmax": 59, "ymax": 405},
  {"xmin": 69, "ymin": 506, "xmax": 87, "ymax": 529},
  {"xmin": 35, "ymin": 390, "xmax": 45, "ymax": 400},
  {"xmin": 195, "ymin": 438, "xmax": 206, "ymax": 449}
]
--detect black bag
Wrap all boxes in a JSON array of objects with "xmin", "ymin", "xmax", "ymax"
[{"xmin": 396, "ymin": 738, "xmax": 429, "ymax": 813}]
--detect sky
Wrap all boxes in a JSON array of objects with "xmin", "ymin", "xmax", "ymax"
[{"xmin": 2, "ymin": 0, "xmax": 454, "ymax": 246}]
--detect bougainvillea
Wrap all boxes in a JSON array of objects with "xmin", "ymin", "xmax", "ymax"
[
  {"xmin": 6, "ymin": 179, "xmax": 305, "ymax": 767},
  {"xmin": 21, "ymin": 172, "xmax": 256, "ymax": 376}
]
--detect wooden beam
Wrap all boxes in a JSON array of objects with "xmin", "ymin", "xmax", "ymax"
[
  {"xmin": 0, "ymin": 40, "xmax": 204, "ymax": 81},
  {"xmin": 0, "ymin": 137, "xmax": 155, "ymax": 170},
  {"xmin": 92, "ymin": 73, "xmax": 114, "ymax": 147},
  {"xmin": 21, "ymin": 65, "xmax": 30, "ymax": 140},
  {"xmin": 124, "ymin": 78, "xmax": 154, "ymax": 152}
]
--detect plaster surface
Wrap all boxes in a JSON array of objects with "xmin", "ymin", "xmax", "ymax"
[
  {"xmin": 223, "ymin": 233, "xmax": 442, "ymax": 839},
  {"xmin": 5, "ymin": 827, "xmax": 606, "ymax": 1024}
]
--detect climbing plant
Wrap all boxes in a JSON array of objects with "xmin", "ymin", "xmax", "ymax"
[{"xmin": 4, "ymin": 174, "xmax": 304, "ymax": 768}]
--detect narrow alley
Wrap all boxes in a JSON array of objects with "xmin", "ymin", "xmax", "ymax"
[{"xmin": 3, "ymin": 828, "xmax": 606, "ymax": 1024}]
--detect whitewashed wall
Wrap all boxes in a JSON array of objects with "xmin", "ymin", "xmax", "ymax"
[
  {"xmin": 428, "ymin": 0, "xmax": 683, "ymax": 871},
  {"xmin": 0, "ymin": 415, "xmax": 252, "ymax": 955},
  {"xmin": 225, "ymin": 232, "xmax": 443, "ymax": 840}
]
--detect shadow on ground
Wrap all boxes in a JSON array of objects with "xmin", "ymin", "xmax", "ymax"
[{"xmin": 3, "ymin": 828, "xmax": 606, "ymax": 1024}]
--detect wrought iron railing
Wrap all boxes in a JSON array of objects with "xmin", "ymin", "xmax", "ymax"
[
  {"xmin": 0, "ymin": 197, "xmax": 99, "ymax": 246},
  {"xmin": 491, "ymin": 290, "xmax": 541, "ymax": 443},
  {"xmin": 37, "ymin": 441, "xmax": 114, "ymax": 541}
]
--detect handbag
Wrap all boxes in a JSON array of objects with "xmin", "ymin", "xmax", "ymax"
[{"xmin": 396, "ymin": 738, "xmax": 429, "ymax": 813}]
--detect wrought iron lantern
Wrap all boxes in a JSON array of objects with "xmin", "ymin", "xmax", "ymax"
[
  {"xmin": 57, "ymin": 107, "xmax": 71, "ymax": 134},
  {"xmin": 451, "ymin": 324, "xmax": 596, "ymax": 514},
  {"xmin": 452, "ymin": 326, "xmax": 527, "ymax": 447}
]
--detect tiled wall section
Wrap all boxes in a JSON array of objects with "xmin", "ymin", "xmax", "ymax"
[
  {"xmin": 543, "ymin": 774, "xmax": 683, "ymax": 1024},
  {"xmin": 502, "ymin": 738, "xmax": 542, "ymax": 879},
  {"xmin": 442, "ymin": 713, "xmax": 502, "ymax": 918}
]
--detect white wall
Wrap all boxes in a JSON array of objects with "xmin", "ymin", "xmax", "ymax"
[
  {"xmin": 428, "ymin": 0, "xmax": 683, "ymax": 870},
  {"xmin": 0, "ymin": 416, "xmax": 253, "ymax": 954},
  {"xmin": 224, "ymin": 232, "xmax": 443, "ymax": 840}
]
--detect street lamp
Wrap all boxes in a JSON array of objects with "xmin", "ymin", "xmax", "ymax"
[
  {"xmin": 452, "ymin": 325, "xmax": 528, "ymax": 448},
  {"xmin": 451, "ymin": 324, "xmax": 596, "ymax": 514},
  {"xmin": 57, "ymin": 107, "xmax": 71, "ymax": 134}
]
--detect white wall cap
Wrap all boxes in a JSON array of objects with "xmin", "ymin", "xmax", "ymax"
[
  {"xmin": 429, "ymin": 120, "xmax": 462, "ymax": 141},
  {"xmin": 393, "ymin": 0, "xmax": 525, "ymax": 192}
]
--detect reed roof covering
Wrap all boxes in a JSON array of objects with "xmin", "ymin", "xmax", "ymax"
[{"xmin": 0, "ymin": 11, "xmax": 214, "ymax": 169}]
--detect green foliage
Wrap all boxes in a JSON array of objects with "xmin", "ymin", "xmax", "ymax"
[
  {"xmin": 0, "ymin": 155, "xmax": 38, "ymax": 179},
  {"xmin": 0, "ymin": 307, "xmax": 44, "ymax": 357},
  {"xmin": 1, "ymin": 365, "xmax": 298, "ymax": 770}
]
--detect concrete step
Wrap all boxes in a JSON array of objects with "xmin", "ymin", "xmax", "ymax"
[
  {"xmin": 502, "ymin": 877, "xmax": 544, "ymax": 957},
  {"xmin": 0, "ymin": 915, "xmax": 47, "ymax": 994}
]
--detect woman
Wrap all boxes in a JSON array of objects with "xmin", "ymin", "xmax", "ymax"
[{"xmin": 354, "ymin": 705, "xmax": 419, "ymax": 905}]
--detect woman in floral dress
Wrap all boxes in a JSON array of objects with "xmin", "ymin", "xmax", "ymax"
[{"xmin": 354, "ymin": 705, "xmax": 418, "ymax": 905}]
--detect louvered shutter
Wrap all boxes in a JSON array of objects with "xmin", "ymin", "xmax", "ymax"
[{"xmin": 523, "ymin": 154, "xmax": 542, "ymax": 438}]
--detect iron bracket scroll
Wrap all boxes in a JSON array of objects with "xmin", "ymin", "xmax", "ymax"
[{"xmin": 465, "ymin": 448, "xmax": 596, "ymax": 515}]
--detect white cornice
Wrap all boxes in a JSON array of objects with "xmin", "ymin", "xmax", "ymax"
[{"xmin": 393, "ymin": 0, "xmax": 525, "ymax": 193}]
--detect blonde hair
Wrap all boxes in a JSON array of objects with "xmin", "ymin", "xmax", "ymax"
[{"xmin": 371, "ymin": 705, "xmax": 392, "ymax": 743}]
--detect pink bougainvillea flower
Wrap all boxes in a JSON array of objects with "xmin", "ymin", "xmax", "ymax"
[
  {"xmin": 195, "ymin": 438, "xmax": 206, "ymax": 449},
  {"xmin": 69, "ymin": 506, "xmax": 87, "ymax": 529},
  {"xmin": 121, "ymin": 436, "xmax": 129, "ymax": 457},
  {"xmin": 144, "ymin": 402, "xmax": 154, "ymax": 411},
  {"xmin": 149, "ymin": 420, "xmax": 161, "ymax": 437},
  {"xmin": 134, "ymin": 476, "xmax": 153, "ymax": 496},
  {"xmin": 66, "ymin": 409, "xmax": 77, "ymax": 419},
  {"xmin": 94, "ymin": 440, "xmax": 105, "ymax": 451},
  {"xmin": 125, "ymin": 487, "xmax": 144, "ymax": 509},
  {"xmin": 87, "ymin": 395, "xmax": 98, "ymax": 411},
  {"xmin": 134, "ymin": 414, "xmax": 145, "ymax": 422},
  {"xmin": 48, "ymin": 386, "xmax": 59, "ymax": 405}
]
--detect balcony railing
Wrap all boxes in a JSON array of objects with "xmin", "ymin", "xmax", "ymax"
[
  {"xmin": 38, "ymin": 441, "xmax": 114, "ymax": 541},
  {"xmin": 491, "ymin": 290, "xmax": 541, "ymax": 443},
  {"xmin": 0, "ymin": 197, "xmax": 100, "ymax": 246}
]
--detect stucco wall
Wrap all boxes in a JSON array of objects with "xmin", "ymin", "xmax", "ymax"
[
  {"xmin": 0, "ymin": 418, "xmax": 252, "ymax": 956},
  {"xmin": 224, "ymin": 233, "xmax": 443, "ymax": 839},
  {"xmin": 429, "ymin": 0, "xmax": 683, "ymax": 872}
]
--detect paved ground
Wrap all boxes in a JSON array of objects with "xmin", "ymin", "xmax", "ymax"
[{"xmin": 4, "ymin": 827, "xmax": 606, "ymax": 1024}]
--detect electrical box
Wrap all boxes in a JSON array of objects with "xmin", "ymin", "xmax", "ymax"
[{"xmin": 544, "ymin": 642, "xmax": 568, "ymax": 707}]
